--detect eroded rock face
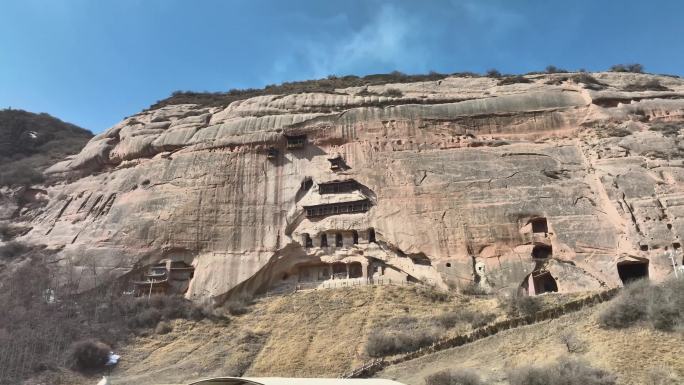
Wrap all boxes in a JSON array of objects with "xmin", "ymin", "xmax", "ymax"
[{"xmin": 12, "ymin": 72, "xmax": 684, "ymax": 302}]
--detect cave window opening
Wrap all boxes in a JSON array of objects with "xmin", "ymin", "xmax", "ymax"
[
  {"xmin": 530, "ymin": 218, "xmax": 548, "ymax": 234},
  {"xmin": 369, "ymin": 228, "xmax": 376, "ymax": 243},
  {"xmin": 349, "ymin": 262, "xmax": 363, "ymax": 278},
  {"xmin": 335, "ymin": 233, "xmax": 343, "ymax": 247},
  {"xmin": 286, "ymin": 134, "xmax": 306, "ymax": 149},
  {"xmin": 267, "ymin": 147, "xmax": 278, "ymax": 159},
  {"xmin": 617, "ymin": 260, "xmax": 649, "ymax": 285},
  {"xmin": 673, "ymin": 242, "xmax": 681, "ymax": 250},
  {"xmin": 352, "ymin": 230, "xmax": 359, "ymax": 244},
  {"xmin": 321, "ymin": 234, "xmax": 328, "ymax": 247},
  {"xmin": 446, "ymin": 262, "xmax": 451, "ymax": 267},
  {"xmin": 303, "ymin": 233, "xmax": 312, "ymax": 248},
  {"xmin": 640, "ymin": 244, "xmax": 649, "ymax": 251},
  {"xmin": 532, "ymin": 244, "xmax": 552, "ymax": 259}
]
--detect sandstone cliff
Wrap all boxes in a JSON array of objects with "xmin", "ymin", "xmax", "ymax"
[{"xmin": 8, "ymin": 72, "xmax": 684, "ymax": 302}]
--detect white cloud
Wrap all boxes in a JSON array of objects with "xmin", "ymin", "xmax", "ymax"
[{"xmin": 267, "ymin": 4, "xmax": 426, "ymax": 81}]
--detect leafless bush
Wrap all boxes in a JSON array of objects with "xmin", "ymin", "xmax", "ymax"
[
  {"xmin": 460, "ymin": 281, "xmax": 488, "ymax": 296},
  {"xmin": 623, "ymin": 79, "xmax": 671, "ymax": 92},
  {"xmin": 599, "ymin": 278, "xmax": 683, "ymax": 331},
  {"xmin": 69, "ymin": 339, "xmax": 111, "ymax": 371},
  {"xmin": 609, "ymin": 63, "xmax": 644, "ymax": 73},
  {"xmin": 425, "ymin": 368, "xmax": 483, "ymax": 385},
  {"xmin": 498, "ymin": 289, "xmax": 541, "ymax": 317},
  {"xmin": 436, "ymin": 310, "xmax": 496, "ymax": 329},
  {"xmin": 0, "ymin": 255, "xmax": 224, "ymax": 384},
  {"xmin": 414, "ymin": 285, "xmax": 450, "ymax": 303},
  {"xmin": 485, "ymin": 69, "xmax": 502, "ymax": 78},
  {"xmin": 382, "ymin": 88, "xmax": 403, "ymax": 97},
  {"xmin": 155, "ymin": 321, "xmax": 173, "ymax": 335},
  {"xmin": 225, "ymin": 293, "xmax": 253, "ymax": 315},
  {"xmin": 559, "ymin": 331, "xmax": 587, "ymax": 354},
  {"xmin": 508, "ymin": 356, "xmax": 616, "ymax": 385},
  {"xmin": 649, "ymin": 122, "xmax": 682, "ymax": 137},
  {"xmin": 497, "ymin": 76, "xmax": 532, "ymax": 86},
  {"xmin": 545, "ymin": 65, "xmax": 568, "ymax": 74},
  {"xmin": 366, "ymin": 327, "xmax": 441, "ymax": 357}
]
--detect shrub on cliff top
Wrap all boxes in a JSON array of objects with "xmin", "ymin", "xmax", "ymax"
[{"xmin": 609, "ymin": 63, "xmax": 644, "ymax": 73}]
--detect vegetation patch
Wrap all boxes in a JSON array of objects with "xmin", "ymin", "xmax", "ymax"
[
  {"xmin": 0, "ymin": 109, "xmax": 92, "ymax": 187},
  {"xmin": 508, "ymin": 356, "xmax": 616, "ymax": 385},
  {"xmin": 599, "ymin": 278, "xmax": 683, "ymax": 331},
  {"xmin": 497, "ymin": 76, "xmax": 532, "ymax": 86},
  {"xmin": 69, "ymin": 339, "xmax": 111, "ymax": 371},
  {"xmin": 623, "ymin": 79, "xmax": 672, "ymax": 92},
  {"xmin": 609, "ymin": 63, "xmax": 644, "ymax": 73},
  {"xmin": 0, "ymin": 254, "xmax": 227, "ymax": 384},
  {"xmin": 366, "ymin": 327, "xmax": 441, "ymax": 357},
  {"xmin": 149, "ymin": 71, "xmax": 452, "ymax": 110},
  {"xmin": 425, "ymin": 369, "xmax": 483, "ymax": 385},
  {"xmin": 498, "ymin": 289, "xmax": 541, "ymax": 317},
  {"xmin": 649, "ymin": 122, "xmax": 682, "ymax": 137}
]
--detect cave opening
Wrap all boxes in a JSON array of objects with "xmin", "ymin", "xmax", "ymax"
[
  {"xmin": 530, "ymin": 217, "xmax": 548, "ymax": 234},
  {"xmin": 368, "ymin": 228, "xmax": 376, "ymax": 243},
  {"xmin": 352, "ymin": 230, "xmax": 359, "ymax": 244},
  {"xmin": 521, "ymin": 270, "xmax": 558, "ymax": 295},
  {"xmin": 320, "ymin": 234, "xmax": 328, "ymax": 247},
  {"xmin": 335, "ymin": 233, "xmax": 343, "ymax": 247},
  {"xmin": 532, "ymin": 244, "xmax": 552, "ymax": 259},
  {"xmin": 617, "ymin": 260, "xmax": 649, "ymax": 284}
]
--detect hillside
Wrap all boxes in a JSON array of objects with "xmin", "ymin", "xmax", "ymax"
[{"xmin": 0, "ymin": 109, "xmax": 92, "ymax": 186}]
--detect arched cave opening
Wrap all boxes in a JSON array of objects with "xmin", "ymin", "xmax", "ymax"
[
  {"xmin": 349, "ymin": 262, "xmax": 363, "ymax": 278},
  {"xmin": 520, "ymin": 270, "xmax": 558, "ymax": 295},
  {"xmin": 303, "ymin": 233, "xmax": 312, "ymax": 248},
  {"xmin": 617, "ymin": 260, "xmax": 649, "ymax": 284}
]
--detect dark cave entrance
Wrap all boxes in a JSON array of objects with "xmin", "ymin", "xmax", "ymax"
[
  {"xmin": 617, "ymin": 260, "xmax": 649, "ymax": 284},
  {"xmin": 530, "ymin": 217, "xmax": 548, "ymax": 234},
  {"xmin": 532, "ymin": 244, "xmax": 552, "ymax": 259},
  {"xmin": 521, "ymin": 270, "xmax": 558, "ymax": 295}
]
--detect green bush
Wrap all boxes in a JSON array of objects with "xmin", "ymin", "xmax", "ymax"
[
  {"xmin": 508, "ymin": 356, "xmax": 616, "ymax": 385},
  {"xmin": 425, "ymin": 369, "xmax": 483, "ymax": 385}
]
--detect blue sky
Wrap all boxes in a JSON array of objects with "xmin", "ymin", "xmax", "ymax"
[{"xmin": 1, "ymin": 0, "xmax": 683, "ymax": 133}]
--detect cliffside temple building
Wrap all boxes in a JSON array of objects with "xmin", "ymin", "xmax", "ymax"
[{"xmin": 21, "ymin": 72, "xmax": 684, "ymax": 303}]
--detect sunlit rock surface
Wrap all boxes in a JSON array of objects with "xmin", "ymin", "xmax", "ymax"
[{"xmin": 13, "ymin": 72, "xmax": 684, "ymax": 302}]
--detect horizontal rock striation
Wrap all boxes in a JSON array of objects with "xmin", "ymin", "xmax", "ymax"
[{"xmin": 12, "ymin": 72, "xmax": 684, "ymax": 302}]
